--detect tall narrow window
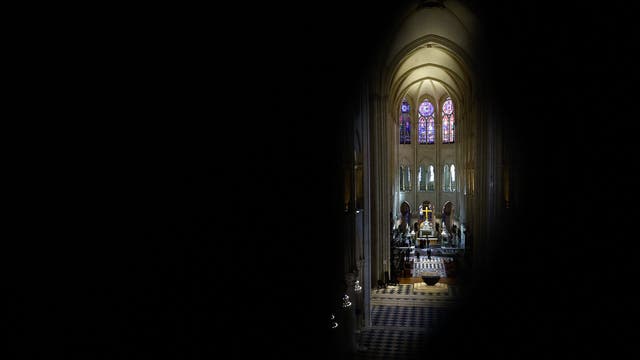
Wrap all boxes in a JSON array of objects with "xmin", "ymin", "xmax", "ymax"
[
  {"xmin": 418, "ymin": 165, "xmax": 426, "ymax": 191},
  {"xmin": 418, "ymin": 99, "xmax": 435, "ymax": 144},
  {"xmin": 400, "ymin": 166, "xmax": 405, "ymax": 191},
  {"xmin": 400, "ymin": 98, "xmax": 411, "ymax": 144},
  {"xmin": 443, "ymin": 164, "xmax": 451, "ymax": 192},
  {"xmin": 418, "ymin": 116, "xmax": 426, "ymax": 144},
  {"xmin": 450, "ymin": 164, "xmax": 456, "ymax": 192},
  {"xmin": 442, "ymin": 97, "xmax": 455, "ymax": 144},
  {"xmin": 405, "ymin": 166, "xmax": 412, "ymax": 191},
  {"xmin": 427, "ymin": 115, "xmax": 435, "ymax": 144},
  {"xmin": 427, "ymin": 165, "xmax": 435, "ymax": 191}
]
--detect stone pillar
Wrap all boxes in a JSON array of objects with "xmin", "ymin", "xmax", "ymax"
[{"xmin": 341, "ymin": 273, "xmax": 358, "ymax": 355}]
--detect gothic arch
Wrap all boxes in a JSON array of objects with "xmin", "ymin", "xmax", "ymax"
[
  {"xmin": 363, "ymin": 2, "xmax": 484, "ymax": 321},
  {"xmin": 395, "ymin": 96, "xmax": 416, "ymax": 125},
  {"xmin": 417, "ymin": 96, "xmax": 437, "ymax": 145},
  {"xmin": 442, "ymin": 200, "xmax": 454, "ymax": 231},
  {"xmin": 400, "ymin": 200, "xmax": 412, "ymax": 227},
  {"xmin": 387, "ymin": 7, "xmax": 473, "ymax": 261}
]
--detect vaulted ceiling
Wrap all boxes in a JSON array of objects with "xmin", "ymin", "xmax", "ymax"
[{"xmin": 387, "ymin": 0, "xmax": 476, "ymax": 109}]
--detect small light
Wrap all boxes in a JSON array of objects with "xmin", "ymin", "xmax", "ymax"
[
  {"xmin": 354, "ymin": 280, "xmax": 362, "ymax": 293},
  {"xmin": 330, "ymin": 313, "xmax": 338, "ymax": 329},
  {"xmin": 342, "ymin": 294, "xmax": 352, "ymax": 308}
]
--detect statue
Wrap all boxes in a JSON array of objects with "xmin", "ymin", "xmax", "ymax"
[{"xmin": 442, "ymin": 201, "xmax": 454, "ymax": 232}]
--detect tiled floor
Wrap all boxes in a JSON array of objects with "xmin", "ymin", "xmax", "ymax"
[
  {"xmin": 412, "ymin": 256, "xmax": 452, "ymax": 277},
  {"xmin": 353, "ymin": 264, "xmax": 459, "ymax": 359},
  {"xmin": 354, "ymin": 327, "xmax": 427, "ymax": 359}
]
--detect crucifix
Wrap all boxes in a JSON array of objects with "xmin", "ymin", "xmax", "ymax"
[{"xmin": 421, "ymin": 207, "xmax": 432, "ymax": 222}]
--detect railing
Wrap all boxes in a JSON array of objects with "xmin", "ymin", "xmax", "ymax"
[{"xmin": 431, "ymin": 247, "xmax": 464, "ymax": 256}]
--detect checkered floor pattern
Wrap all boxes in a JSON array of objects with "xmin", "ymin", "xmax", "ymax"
[
  {"xmin": 354, "ymin": 328, "xmax": 427, "ymax": 360},
  {"xmin": 371, "ymin": 283, "xmax": 456, "ymax": 308},
  {"xmin": 373, "ymin": 284, "xmax": 414, "ymax": 295},
  {"xmin": 353, "ymin": 282, "xmax": 457, "ymax": 359},
  {"xmin": 373, "ymin": 284, "xmax": 453, "ymax": 296},
  {"xmin": 371, "ymin": 305, "xmax": 447, "ymax": 329},
  {"xmin": 412, "ymin": 256, "xmax": 452, "ymax": 277}
]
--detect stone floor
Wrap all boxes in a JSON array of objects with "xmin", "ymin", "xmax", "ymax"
[{"xmin": 353, "ymin": 281, "xmax": 460, "ymax": 359}]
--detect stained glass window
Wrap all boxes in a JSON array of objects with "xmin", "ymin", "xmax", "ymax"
[
  {"xmin": 418, "ymin": 165, "xmax": 426, "ymax": 191},
  {"xmin": 400, "ymin": 98, "xmax": 411, "ymax": 144},
  {"xmin": 442, "ymin": 97, "xmax": 455, "ymax": 144},
  {"xmin": 418, "ymin": 117, "xmax": 426, "ymax": 144},
  {"xmin": 418, "ymin": 99, "xmax": 435, "ymax": 144},
  {"xmin": 427, "ymin": 165, "xmax": 435, "ymax": 191},
  {"xmin": 427, "ymin": 116, "xmax": 435, "ymax": 144}
]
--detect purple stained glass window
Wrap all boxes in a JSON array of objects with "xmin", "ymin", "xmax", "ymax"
[
  {"xmin": 427, "ymin": 118, "xmax": 435, "ymax": 144},
  {"xmin": 443, "ymin": 98, "xmax": 453, "ymax": 115},
  {"xmin": 442, "ymin": 98, "xmax": 455, "ymax": 144},
  {"xmin": 418, "ymin": 117, "xmax": 426, "ymax": 144},
  {"xmin": 400, "ymin": 99, "xmax": 411, "ymax": 144},
  {"xmin": 418, "ymin": 100, "xmax": 434, "ymax": 144},
  {"xmin": 443, "ymin": 122, "xmax": 449, "ymax": 143},
  {"xmin": 419, "ymin": 101, "xmax": 434, "ymax": 117}
]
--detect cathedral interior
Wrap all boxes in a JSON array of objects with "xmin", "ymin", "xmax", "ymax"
[{"xmin": 13, "ymin": 0, "xmax": 639, "ymax": 359}]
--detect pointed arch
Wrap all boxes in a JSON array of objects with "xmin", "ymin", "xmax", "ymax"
[
  {"xmin": 450, "ymin": 164, "xmax": 456, "ymax": 192},
  {"xmin": 419, "ymin": 200, "xmax": 434, "ymax": 223},
  {"xmin": 418, "ymin": 99, "xmax": 435, "ymax": 144},
  {"xmin": 418, "ymin": 164, "xmax": 427, "ymax": 191},
  {"xmin": 400, "ymin": 164, "xmax": 412, "ymax": 192},
  {"xmin": 441, "ymin": 97, "xmax": 455, "ymax": 144},
  {"xmin": 400, "ymin": 98, "xmax": 411, "ymax": 144},
  {"xmin": 400, "ymin": 201, "xmax": 411, "ymax": 226},
  {"xmin": 443, "ymin": 164, "xmax": 451, "ymax": 192},
  {"xmin": 441, "ymin": 163, "xmax": 456, "ymax": 192}
]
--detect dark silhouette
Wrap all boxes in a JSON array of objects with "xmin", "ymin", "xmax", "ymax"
[{"xmin": 451, "ymin": 224, "xmax": 458, "ymax": 247}]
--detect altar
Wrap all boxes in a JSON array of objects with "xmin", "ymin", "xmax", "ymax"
[
  {"xmin": 418, "ymin": 228, "xmax": 433, "ymax": 238},
  {"xmin": 418, "ymin": 236, "xmax": 439, "ymax": 248},
  {"xmin": 418, "ymin": 208, "xmax": 434, "ymax": 236},
  {"xmin": 417, "ymin": 213, "xmax": 434, "ymax": 246}
]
